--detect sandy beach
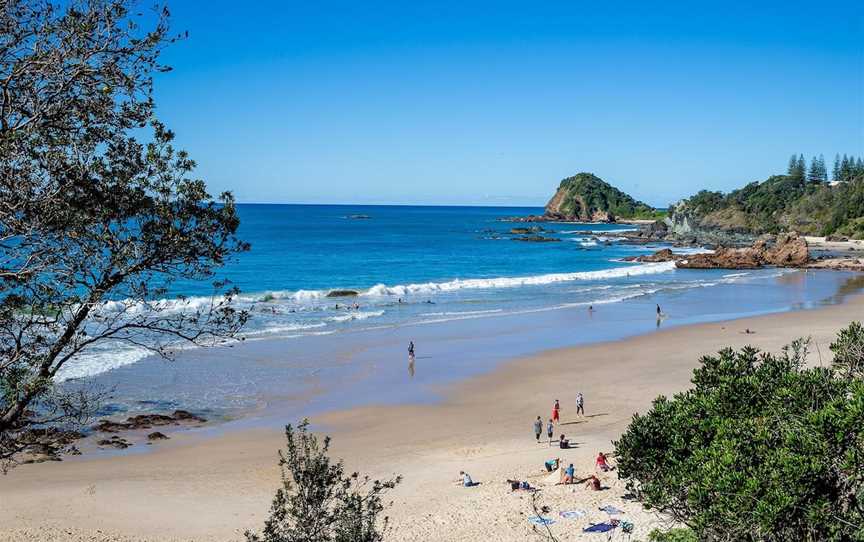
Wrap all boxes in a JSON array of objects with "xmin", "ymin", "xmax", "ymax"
[{"xmin": 1, "ymin": 293, "xmax": 862, "ymax": 542}]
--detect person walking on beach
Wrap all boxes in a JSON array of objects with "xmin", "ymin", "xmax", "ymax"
[
  {"xmin": 533, "ymin": 416, "xmax": 543, "ymax": 442},
  {"xmin": 656, "ymin": 304, "xmax": 662, "ymax": 317},
  {"xmin": 552, "ymin": 399, "xmax": 560, "ymax": 424},
  {"xmin": 408, "ymin": 340, "xmax": 415, "ymax": 358},
  {"xmin": 576, "ymin": 392, "xmax": 584, "ymax": 416},
  {"xmin": 546, "ymin": 418, "xmax": 554, "ymax": 445}
]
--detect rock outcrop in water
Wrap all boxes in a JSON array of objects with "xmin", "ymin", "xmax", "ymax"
[
  {"xmin": 543, "ymin": 173, "xmax": 657, "ymax": 222},
  {"xmin": 676, "ymin": 232, "xmax": 810, "ymax": 269}
]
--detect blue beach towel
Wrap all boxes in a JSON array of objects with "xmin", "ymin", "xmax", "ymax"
[
  {"xmin": 528, "ymin": 516, "xmax": 555, "ymax": 526},
  {"xmin": 583, "ymin": 522, "xmax": 616, "ymax": 533}
]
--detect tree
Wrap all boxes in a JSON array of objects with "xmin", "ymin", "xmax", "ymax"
[
  {"xmin": 614, "ymin": 326, "xmax": 864, "ymax": 541},
  {"xmin": 0, "ymin": 1, "xmax": 249, "ymax": 471},
  {"xmin": 787, "ymin": 154, "xmax": 799, "ymax": 177},
  {"xmin": 787, "ymin": 153, "xmax": 805, "ymax": 180},
  {"xmin": 833, "ymin": 154, "xmax": 842, "ymax": 182},
  {"xmin": 796, "ymin": 154, "xmax": 807, "ymax": 180},
  {"xmin": 807, "ymin": 154, "xmax": 827, "ymax": 183},
  {"xmin": 246, "ymin": 420, "xmax": 402, "ymax": 542}
]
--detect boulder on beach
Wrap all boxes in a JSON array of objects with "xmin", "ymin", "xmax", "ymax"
[
  {"xmin": 624, "ymin": 248, "xmax": 678, "ymax": 263},
  {"xmin": 147, "ymin": 432, "xmax": 169, "ymax": 441}
]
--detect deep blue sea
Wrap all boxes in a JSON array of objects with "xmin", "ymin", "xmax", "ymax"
[{"xmin": 59, "ymin": 205, "xmax": 863, "ymax": 411}]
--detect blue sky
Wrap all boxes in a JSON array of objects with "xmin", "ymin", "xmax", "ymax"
[{"xmin": 155, "ymin": 1, "xmax": 863, "ymax": 207}]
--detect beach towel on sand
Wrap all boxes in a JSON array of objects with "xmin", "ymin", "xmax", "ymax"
[
  {"xmin": 599, "ymin": 505, "xmax": 624, "ymax": 514},
  {"xmin": 583, "ymin": 522, "xmax": 616, "ymax": 533},
  {"xmin": 528, "ymin": 516, "xmax": 555, "ymax": 526},
  {"xmin": 558, "ymin": 510, "xmax": 586, "ymax": 519}
]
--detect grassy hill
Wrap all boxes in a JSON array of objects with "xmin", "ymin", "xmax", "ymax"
[{"xmin": 671, "ymin": 173, "xmax": 864, "ymax": 239}]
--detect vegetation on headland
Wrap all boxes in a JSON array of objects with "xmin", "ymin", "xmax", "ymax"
[
  {"xmin": 545, "ymin": 173, "xmax": 662, "ymax": 221},
  {"xmin": 615, "ymin": 322, "xmax": 864, "ymax": 542},
  {"xmin": 246, "ymin": 420, "xmax": 401, "ymax": 542},
  {"xmin": 669, "ymin": 154, "xmax": 864, "ymax": 238},
  {"xmin": 0, "ymin": 1, "xmax": 247, "ymax": 470}
]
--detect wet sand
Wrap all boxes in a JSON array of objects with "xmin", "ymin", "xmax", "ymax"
[{"xmin": 1, "ymin": 294, "xmax": 862, "ymax": 541}]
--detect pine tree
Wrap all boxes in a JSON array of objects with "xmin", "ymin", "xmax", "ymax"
[
  {"xmin": 833, "ymin": 154, "xmax": 841, "ymax": 182},
  {"xmin": 788, "ymin": 154, "xmax": 799, "ymax": 176},
  {"xmin": 807, "ymin": 156, "xmax": 822, "ymax": 183},
  {"xmin": 840, "ymin": 155, "xmax": 851, "ymax": 182},
  {"xmin": 793, "ymin": 154, "xmax": 807, "ymax": 181}
]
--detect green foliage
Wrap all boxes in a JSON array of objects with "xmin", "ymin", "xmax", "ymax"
[
  {"xmin": 647, "ymin": 527, "xmax": 698, "ymax": 542},
  {"xmin": 246, "ymin": 420, "xmax": 401, "ymax": 542},
  {"xmin": 614, "ymin": 327, "xmax": 864, "ymax": 542},
  {"xmin": 830, "ymin": 321, "xmax": 864, "ymax": 378},
  {"xmin": 550, "ymin": 172, "xmax": 656, "ymax": 220},
  {"xmin": 0, "ymin": 0, "xmax": 248, "ymax": 470},
  {"xmin": 673, "ymin": 167, "xmax": 864, "ymax": 237}
]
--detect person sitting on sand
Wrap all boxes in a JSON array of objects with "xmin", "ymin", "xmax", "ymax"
[
  {"xmin": 596, "ymin": 452, "xmax": 611, "ymax": 472},
  {"xmin": 563, "ymin": 463, "xmax": 576, "ymax": 484},
  {"xmin": 544, "ymin": 458, "xmax": 560, "ymax": 472},
  {"xmin": 585, "ymin": 475, "xmax": 602, "ymax": 491},
  {"xmin": 559, "ymin": 434, "xmax": 570, "ymax": 449},
  {"xmin": 458, "ymin": 471, "xmax": 478, "ymax": 487},
  {"xmin": 507, "ymin": 479, "xmax": 534, "ymax": 492}
]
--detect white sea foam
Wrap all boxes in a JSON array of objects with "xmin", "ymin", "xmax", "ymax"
[
  {"xmin": 362, "ymin": 262, "xmax": 676, "ymax": 297},
  {"xmin": 56, "ymin": 344, "xmax": 152, "ymax": 382},
  {"xmin": 327, "ymin": 310, "xmax": 385, "ymax": 323}
]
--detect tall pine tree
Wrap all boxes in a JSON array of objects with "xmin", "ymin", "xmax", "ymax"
[
  {"xmin": 807, "ymin": 154, "xmax": 827, "ymax": 183},
  {"xmin": 833, "ymin": 154, "xmax": 841, "ymax": 182}
]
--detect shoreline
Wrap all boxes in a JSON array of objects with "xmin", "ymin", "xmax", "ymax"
[{"xmin": 2, "ymin": 292, "xmax": 863, "ymax": 541}]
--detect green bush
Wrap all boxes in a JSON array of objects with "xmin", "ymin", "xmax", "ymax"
[
  {"xmin": 615, "ymin": 326, "xmax": 864, "ymax": 542},
  {"xmin": 246, "ymin": 420, "xmax": 401, "ymax": 542}
]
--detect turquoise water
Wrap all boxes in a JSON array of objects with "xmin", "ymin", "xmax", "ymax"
[{"xmin": 58, "ymin": 205, "xmax": 863, "ymax": 420}]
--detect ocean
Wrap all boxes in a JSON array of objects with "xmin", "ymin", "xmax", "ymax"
[{"xmin": 58, "ymin": 204, "xmax": 864, "ymax": 421}]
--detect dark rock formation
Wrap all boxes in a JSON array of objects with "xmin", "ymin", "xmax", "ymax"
[
  {"xmin": 511, "ymin": 235, "xmax": 561, "ymax": 243},
  {"xmin": 325, "ymin": 290, "xmax": 359, "ymax": 298},
  {"xmin": 147, "ymin": 431, "xmax": 169, "ymax": 441},
  {"xmin": 624, "ymin": 248, "xmax": 678, "ymax": 263},
  {"xmin": 94, "ymin": 410, "xmax": 206, "ymax": 433},
  {"xmin": 97, "ymin": 436, "xmax": 131, "ymax": 449}
]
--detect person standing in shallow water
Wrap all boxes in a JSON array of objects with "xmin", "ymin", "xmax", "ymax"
[
  {"xmin": 408, "ymin": 341, "xmax": 415, "ymax": 358},
  {"xmin": 656, "ymin": 304, "xmax": 662, "ymax": 316},
  {"xmin": 552, "ymin": 399, "xmax": 560, "ymax": 424}
]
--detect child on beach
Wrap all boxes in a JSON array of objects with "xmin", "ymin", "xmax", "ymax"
[
  {"xmin": 546, "ymin": 418, "xmax": 554, "ymax": 445},
  {"xmin": 562, "ymin": 463, "xmax": 575, "ymax": 484},
  {"xmin": 457, "ymin": 471, "xmax": 478, "ymax": 487},
  {"xmin": 533, "ymin": 416, "xmax": 543, "ymax": 442},
  {"xmin": 552, "ymin": 400, "xmax": 560, "ymax": 424},
  {"xmin": 596, "ymin": 452, "xmax": 612, "ymax": 472},
  {"xmin": 585, "ymin": 475, "xmax": 602, "ymax": 491},
  {"xmin": 576, "ymin": 392, "xmax": 584, "ymax": 416}
]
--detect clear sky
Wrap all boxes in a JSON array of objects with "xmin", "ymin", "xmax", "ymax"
[{"xmin": 155, "ymin": 0, "xmax": 863, "ymax": 207}]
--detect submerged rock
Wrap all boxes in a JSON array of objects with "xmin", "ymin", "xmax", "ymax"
[
  {"xmin": 511, "ymin": 235, "xmax": 562, "ymax": 243},
  {"xmin": 147, "ymin": 431, "xmax": 169, "ymax": 441},
  {"xmin": 326, "ymin": 289, "xmax": 359, "ymax": 298}
]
